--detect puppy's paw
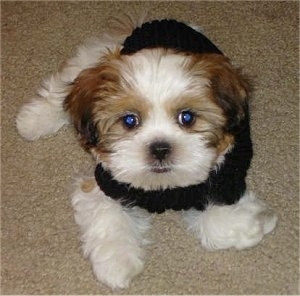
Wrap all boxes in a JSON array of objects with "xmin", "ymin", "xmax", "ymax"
[
  {"xmin": 184, "ymin": 191, "xmax": 277, "ymax": 250},
  {"xmin": 91, "ymin": 248, "xmax": 144, "ymax": 289},
  {"xmin": 16, "ymin": 99, "xmax": 69, "ymax": 140},
  {"xmin": 71, "ymin": 178, "xmax": 148, "ymax": 289}
]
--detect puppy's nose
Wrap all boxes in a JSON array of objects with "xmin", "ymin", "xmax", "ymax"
[{"xmin": 149, "ymin": 141, "xmax": 171, "ymax": 161}]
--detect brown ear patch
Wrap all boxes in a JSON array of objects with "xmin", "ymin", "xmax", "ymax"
[
  {"xmin": 64, "ymin": 50, "xmax": 122, "ymax": 150},
  {"xmin": 190, "ymin": 54, "xmax": 251, "ymax": 133}
]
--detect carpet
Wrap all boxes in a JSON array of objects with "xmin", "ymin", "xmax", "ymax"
[{"xmin": 1, "ymin": 1, "xmax": 299, "ymax": 294}]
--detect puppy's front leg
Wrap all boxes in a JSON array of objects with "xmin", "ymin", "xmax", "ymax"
[
  {"xmin": 183, "ymin": 191, "xmax": 277, "ymax": 250},
  {"xmin": 72, "ymin": 178, "xmax": 151, "ymax": 289},
  {"xmin": 16, "ymin": 37, "xmax": 116, "ymax": 141}
]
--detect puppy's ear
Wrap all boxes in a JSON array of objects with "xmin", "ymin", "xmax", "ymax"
[
  {"xmin": 64, "ymin": 67, "xmax": 101, "ymax": 149},
  {"xmin": 198, "ymin": 54, "xmax": 251, "ymax": 133},
  {"xmin": 64, "ymin": 54, "xmax": 121, "ymax": 150},
  {"xmin": 212, "ymin": 59, "xmax": 251, "ymax": 133}
]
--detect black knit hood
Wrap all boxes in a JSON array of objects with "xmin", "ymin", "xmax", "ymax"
[{"xmin": 120, "ymin": 19, "xmax": 223, "ymax": 55}]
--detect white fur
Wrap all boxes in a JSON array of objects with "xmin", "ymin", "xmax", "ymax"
[
  {"xmin": 121, "ymin": 49, "xmax": 209, "ymax": 103},
  {"xmin": 71, "ymin": 177, "xmax": 151, "ymax": 289},
  {"xmin": 183, "ymin": 191, "xmax": 278, "ymax": 250}
]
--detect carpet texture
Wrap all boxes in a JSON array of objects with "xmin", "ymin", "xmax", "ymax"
[{"xmin": 1, "ymin": 1, "xmax": 299, "ymax": 294}]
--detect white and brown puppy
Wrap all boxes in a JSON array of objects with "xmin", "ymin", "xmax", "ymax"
[{"xmin": 16, "ymin": 18, "xmax": 277, "ymax": 289}]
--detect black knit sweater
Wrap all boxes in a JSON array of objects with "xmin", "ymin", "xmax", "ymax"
[{"xmin": 95, "ymin": 19, "xmax": 253, "ymax": 213}]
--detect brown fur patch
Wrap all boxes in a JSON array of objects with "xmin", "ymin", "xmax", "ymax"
[
  {"xmin": 81, "ymin": 179, "xmax": 97, "ymax": 193},
  {"xmin": 187, "ymin": 53, "xmax": 251, "ymax": 131},
  {"xmin": 217, "ymin": 133, "xmax": 234, "ymax": 154},
  {"xmin": 64, "ymin": 49, "xmax": 124, "ymax": 150}
]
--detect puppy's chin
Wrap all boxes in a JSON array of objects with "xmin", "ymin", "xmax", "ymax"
[{"xmin": 102, "ymin": 133, "xmax": 218, "ymax": 191}]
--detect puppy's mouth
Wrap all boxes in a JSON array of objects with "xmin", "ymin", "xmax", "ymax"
[
  {"xmin": 150, "ymin": 163, "xmax": 172, "ymax": 174},
  {"xmin": 151, "ymin": 167, "xmax": 171, "ymax": 173}
]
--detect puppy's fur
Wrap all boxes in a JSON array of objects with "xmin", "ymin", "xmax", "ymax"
[{"xmin": 16, "ymin": 16, "xmax": 277, "ymax": 289}]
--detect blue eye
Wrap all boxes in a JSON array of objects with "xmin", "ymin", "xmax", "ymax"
[
  {"xmin": 122, "ymin": 114, "xmax": 140, "ymax": 129},
  {"xmin": 178, "ymin": 110, "xmax": 195, "ymax": 126}
]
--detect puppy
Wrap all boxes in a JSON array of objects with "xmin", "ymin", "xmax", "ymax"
[{"xmin": 16, "ymin": 17, "xmax": 277, "ymax": 289}]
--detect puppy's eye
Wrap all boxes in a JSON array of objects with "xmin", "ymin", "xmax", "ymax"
[
  {"xmin": 122, "ymin": 114, "xmax": 140, "ymax": 129},
  {"xmin": 178, "ymin": 110, "xmax": 195, "ymax": 127}
]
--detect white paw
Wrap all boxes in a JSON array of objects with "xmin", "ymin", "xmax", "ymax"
[
  {"xmin": 16, "ymin": 100, "xmax": 69, "ymax": 140},
  {"xmin": 184, "ymin": 191, "xmax": 277, "ymax": 250},
  {"xmin": 71, "ymin": 178, "xmax": 149, "ymax": 289},
  {"xmin": 91, "ymin": 247, "xmax": 144, "ymax": 289}
]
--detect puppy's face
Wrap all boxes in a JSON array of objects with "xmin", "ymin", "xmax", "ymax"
[{"xmin": 65, "ymin": 49, "xmax": 249, "ymax": 190}]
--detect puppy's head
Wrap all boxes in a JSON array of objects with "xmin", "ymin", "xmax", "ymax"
[{"xmin": 65, "ymin": 48, "xmax": 250, "ymax": 190}]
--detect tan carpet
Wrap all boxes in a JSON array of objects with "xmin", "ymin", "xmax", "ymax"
[{"xmin": 1, "ymin": 1, "xmax": 299, "ymax": 294}]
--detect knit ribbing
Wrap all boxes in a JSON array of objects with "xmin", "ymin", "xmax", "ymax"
[{"xmin": 121, "ymin": 19, "xmax": 223, "ymax": 55}]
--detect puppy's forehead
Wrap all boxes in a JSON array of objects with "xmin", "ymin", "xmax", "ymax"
[{"xmin": 120, "ymin": 49, "xmax": 208, "ymax": 105}]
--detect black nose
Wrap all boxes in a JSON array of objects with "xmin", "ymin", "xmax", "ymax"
[{"xmin": 149, "ymin": 141, "xmax": 171, "ymax": 161}]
